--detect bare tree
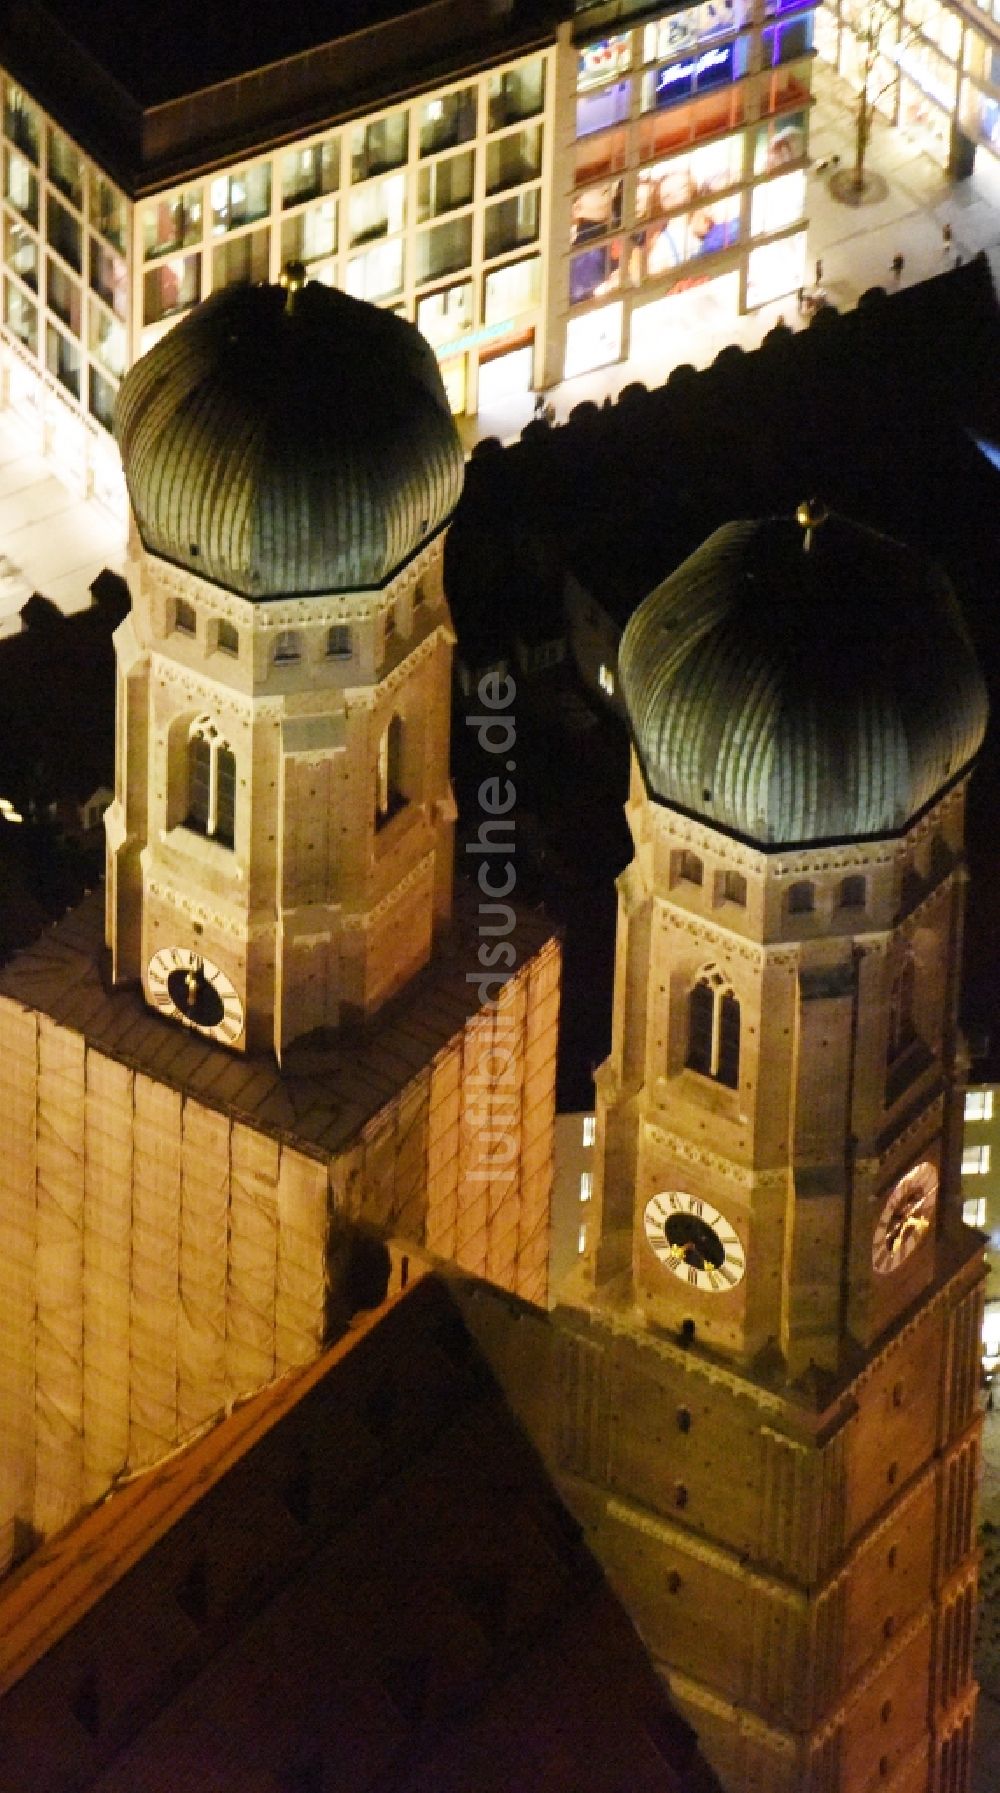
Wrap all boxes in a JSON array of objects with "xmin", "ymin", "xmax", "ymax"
[{"xmin": 845, "ymin": 0, "xmax": 911, "ymax": 196}]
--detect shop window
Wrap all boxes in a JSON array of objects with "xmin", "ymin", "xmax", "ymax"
[
  {"xmin": 5, "ymin": 148, "xmax": 38, "ymax": 226},
  {"xmin": 417, "ymin": 153, "xmax": 474, "ymax": 224},
  {"xmin": 637, "ymin": 89, "xmax": 742, "ymax": 160},
  {"xmin": 376, "ymin": 713, "xmax": 405, "ymax": 827},
  {"xmin": 636, "ymin": 140, "xmax": 742, "ymax": 224},
  {"xmin": 570, "ymin": 237, "xmax": 621, "ymax": 305},
  {"xmin": 574, "ymin": 128, "xmax": 628, "ymax": 186},
  {"xmin": 963, "ymin": 1196, "xmax": 987, "ymax": 1228},
  {"xmin": 281, "ymin": 199, "xmax": 337, "ymax": 265},
  {"xmin": 746, "ymin": 230, "xmax": 806, "ymax": 308},
  {"xmin": 962, "ymin": 1145, "xmax": 991, "ymax": 1176},
  {"xmin": 484, "ymin": 189, "xmax": 539, "ymax": 259},
  {"xmin": 326, "ymin": 624, "xmax": 352, "ymax": 658},
  {"xmin": 4, "ymin": 277, "xmax": 38, "ymax": 353},
  {"xmin": 571, "ymin": 179, "xmax": 623, "ymax": 243},
  {"xmin": 281, "ymin": 136, "xmax": 339, "ymax": 208},
  {"xmin": 4, "ymin": 84, "xmax": 39, "ymax": 162},
  {"xmin": 272, "ymin": 630, "xmax": 302, "ymax": 665},
  {"xmin": 90, "ymin": 172, "xmax": 126, "ymax": 252},
  {"xmin": 563, "ymin": 299, "xmax": 622, "ymax": 378},
  {"xmin": 576, "ymin": 80, "xmax": 631, "ymax": 139},
  {"xmin": 488, "ymin": 59, "xmax": 545, "ymax": 132},
  {"xmin": 838, "ymin": 874, "xmax": 866, "ymax": 909},
  {"xmin": 349, "ymin": 172, "xmax": 405, "ymax": 247},
  {"xmin": 763, "ymin": 16, "xmax": 814, "ymax": 66},
  {"xmin": 965, "ymin": 1090, "xmax": 994, "ymax": 1122},
  {"xmin": 45, "ymin": 322, "xmax": 80, "ymax": 399},
  {"xmin": 351, "ymin": 111, "xmax": 408, "ymax": 183},
  {"xmin": 89, "ymin": 239, "xmax": 127, "ymax": 317},
  {"xmin": 4, "ymin": 214, "xmax": 38, "ymax": 288},
  {"xmin": 577, "ymin": 36, "xmax": 631, "ymax": 93},
  {"xmin": 751, "ymin": 169, "xmax": 806, "ymax": 238},
  {"xmin": 787, "ymin": 880, "xmax": 814, "ymax": 915},
  {"xmin": 46, "ymin": 194, "xmax": 82, "ymax": 271},
  {"xmin": 142, "ymin": 187, "xmax": 203, "ymax": 260},
  {"xmin": 418, "ymin": 88, "xmax": 477, "ymax": 157},
  {"xmin": 211, "ymin": 164, "xmax": 271, "ymax": 235},
  {"xmin": 887, "ymin": 958, "xmax": 916, "ymax": 1063},
  {"xmin": 416, "ymin": 214, "xmax": 472, "ymax": 285},
  {"xmin": 483, "ymin": 254, "xmax": 540, "ymax": 325},
  {"xmin": 212, "ymin": 228, "xmax": 269, "ymax": 293},
  {"xmin": 143, "ymin": 253, "xmax": 200, "ymax": 325},
  {"xmin": 47, "ymin": 127, "xmax": 83, "ymax": 209},
  {"xmin": 717, "ymin": 869, "xmax": 747, "ymax": 906},
  {"xmin": 687, "ymin": 967, "xmax": 740, "ymax": 1088},
  {"xmin": 753, "ymin": 112, "xmax": 808, "ymax": 175},
  {"xmin": 187, "ymin": 716, "xmax": 235, "ymax": 847},
  {"xmin": 346, "ymin": 239, "xmax": 404, "ymax": 304},
  {"xmin": 486, "ymin": 125, "xmax": 543, "ymax": 195},
  {"xmin": 416, "ymin": 280, "xmax": 473, "ymax": 350},
  {"xmin": 673, "ymin": 849, "xmax": 703, "ymax": 887}
]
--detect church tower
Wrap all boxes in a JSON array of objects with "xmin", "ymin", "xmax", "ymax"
[
  {"xmin": 558, "ymin": 508, "xmax": 990, "ymax": 1792},
  {"xmin": 0, "ymin": 276, "xmax": 558, "ymax": 1549},
  {"xmin": 106, "ymin": 269, "xmax": 464, "ymax": 1061}
]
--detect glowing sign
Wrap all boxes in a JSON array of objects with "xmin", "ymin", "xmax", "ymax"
[{"xmin": 654, "ymin": 44, "xmax": 734, "ymax": 106}]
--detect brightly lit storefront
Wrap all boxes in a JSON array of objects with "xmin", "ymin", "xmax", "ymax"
[
  {"xmin": 818, "ymin": 0, "xmax": 1000, "ymax": 179},
  {"xmin": 561, "ymin": 0, "xmax": 816, "ymax": 380}
]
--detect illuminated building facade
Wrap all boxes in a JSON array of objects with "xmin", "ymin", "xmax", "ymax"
[
  {"xmin": 0, "ymin": 2, "xmax": 561, "ymax": 502},
  {"xmin": 556, "ymin": 0, "xmax": 816, "ymax": 382},
  {"xmin": 816, "ymin": 0, "xmax": 1000, "ymax": 180},
  {"xmin": 0, "ymin": 0, "xmax": 826, "ymax": 499}
]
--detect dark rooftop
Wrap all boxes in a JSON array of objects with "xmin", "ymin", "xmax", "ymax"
[{"xmin": 0, "ymin": 1273, "xmax": 721, "ymax": 1793}]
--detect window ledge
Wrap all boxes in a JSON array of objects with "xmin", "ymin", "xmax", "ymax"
[{"xmin": 161, "ymin": 823, "xmax": 243, "ymax": 879}]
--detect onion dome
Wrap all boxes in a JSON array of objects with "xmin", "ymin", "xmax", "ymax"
[
  {"xmin": 115, "ymin": 271, "xmax": 464, "ymax": 598},
  {"xmin": 619, "ymin": 507, "xmax": 988, "ymax": 847}
]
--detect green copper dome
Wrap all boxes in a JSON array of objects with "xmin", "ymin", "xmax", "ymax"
[
  {"xmin": 116, "ymin": 279, "xmax": 464, "ymax": 599},
  {"xmin": 619, "ymin": 513, "xmax": 988, "ymax": 847}
]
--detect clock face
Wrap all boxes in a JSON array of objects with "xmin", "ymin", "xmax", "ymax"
[
  {"xmin": 643, "ymin": 1190, "xmax": 746, "ymax": 1293},
  {"xmin": 146, "ymin": 946, "xmax": 244, "ymax": 1047},
  {"xmin": 872, "ymin": 1161, "xmax": 938, "ymax": 1275}
]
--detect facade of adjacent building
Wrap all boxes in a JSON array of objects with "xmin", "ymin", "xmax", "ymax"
[{"xmin": 1, "ymin": 0, "xmax": 820, "ymax": 503}]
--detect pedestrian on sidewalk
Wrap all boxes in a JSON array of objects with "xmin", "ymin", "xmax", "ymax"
[
  {"xmin": 815, "ymin": 257, "xmax": 823, "ymax": 285},
  {"xmin": 942, "ymin": 221, "xmax": 953, "ymax": 254},
  {"xmin": 891, "ymin": 251, "xmax": 904, "ymax": 282}
]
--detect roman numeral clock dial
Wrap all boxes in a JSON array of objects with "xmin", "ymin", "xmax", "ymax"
[
  {"xmin": 146, "ymin": 947, "xmax": 245, "ymax": 1047},
  {"xmin": 643, "ymin": 1191, "xmax": 746, "ymax": 1292}
]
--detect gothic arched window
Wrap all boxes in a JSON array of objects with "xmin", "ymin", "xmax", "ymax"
[
  {"xmin": 686, "ymin": 967, "xmax": 740, "ymax": 1090},
  {"xmin": 887, "ymin": 957, "xmax": 916, "ymax": 1063},
  {"xmin": 186, "ymin": 716, "xmax": 235, "ymax": 848},
  {"xmin": 376, "ymin": 712, "xmax": 405, "ymax": 827}
]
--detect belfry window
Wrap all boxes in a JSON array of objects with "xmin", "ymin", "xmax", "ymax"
[
  {"xmin": 887, "ymin": 957, "xmax": 916, "ymax": 1063},
  {"xmin": 187, "ymin": 716, "xmax": 235, "ymax": 847},
  {"xmin": 376, "ymin": 713, "xmax": 404, "ymax": 827},
  {"xmin": 686, "ymin": 967, "xmax": 740, "ymax": 1089}
]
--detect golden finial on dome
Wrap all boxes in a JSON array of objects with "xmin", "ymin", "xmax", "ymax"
[
  {"xmin": 279, "ymin": 260, "xmax": 308, "ymax": 313},
  {"xmin": 796, "ymin": 496, "xmax": 829, "ymax": 552}
]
